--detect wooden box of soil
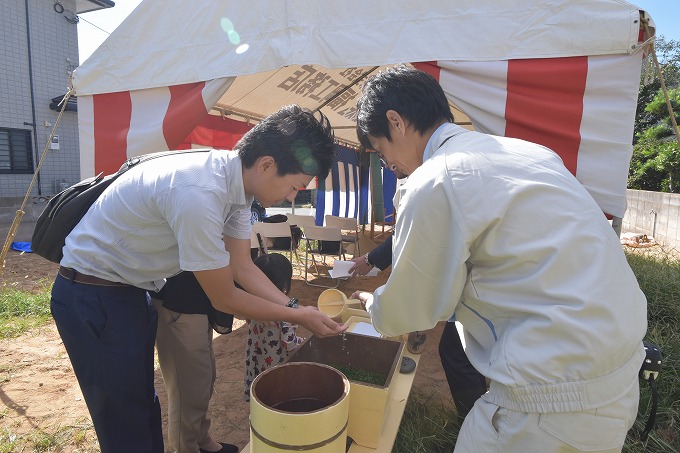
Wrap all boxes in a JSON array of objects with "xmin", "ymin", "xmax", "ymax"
[{"xmin": 286, "ymin": 332, "xmax": 404, "ymax": 448}]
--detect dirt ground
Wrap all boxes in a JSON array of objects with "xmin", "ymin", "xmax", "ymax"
[{"xmin": 0, "ymin": 241, "xmax": 451, "ymax": 452}]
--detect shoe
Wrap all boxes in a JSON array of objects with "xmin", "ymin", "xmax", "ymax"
[
  {"xmin": 199, "ymin": 443, "xmax": 239, "ymax": 453},
  {"xmin": 407, "ymin": 331, "xmax": 427, "ymax": 354}
]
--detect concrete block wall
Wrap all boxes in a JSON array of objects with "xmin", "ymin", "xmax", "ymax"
[
  {"xmin": 622, "ymin": 189, "xmax": 680, "ymax": 248},
  {"xmin": 0, "ymin": 196, "xmax": 44, "ymax": 224}
]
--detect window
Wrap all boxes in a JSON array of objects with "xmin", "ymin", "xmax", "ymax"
[{"xmin": 0, "ymin": 128, "xmax": 34, "ymax": 174}]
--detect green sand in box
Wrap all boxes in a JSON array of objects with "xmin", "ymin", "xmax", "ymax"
[{"xmin": 328, "ymin": 363, "xmax": 388, "ymax": 386}]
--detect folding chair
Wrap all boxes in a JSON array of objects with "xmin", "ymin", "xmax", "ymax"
[
  {"xmin": 370, "ymin": 209, "xmax": 396, "ymax": 241},
  {"xmin": 250, "ymin": 229, "xmax": 266, "ymax": 260},
  {"xmin": 285, "ymin": 214, "xmax": 317, "ymax": 229},
  {"xmin": 252, "ymin": 221, "xmax": 300, "ymax": 266},
  {"xmin": 303, "ymin": 225, "xmax": 344, "ymax": 288},
  {"xmin": 325, "ymin": 214, "xmax": 361, "ymax": 259}
]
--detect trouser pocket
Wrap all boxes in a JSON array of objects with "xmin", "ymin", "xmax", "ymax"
[{"xmin": 539, "ymin": 411, "xmax": 626, "ymax": 451}]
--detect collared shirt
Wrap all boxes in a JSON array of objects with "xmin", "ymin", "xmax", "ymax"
[
  {"xmin": 61, "ymin": 149, "xmax": 253, "ymax": 291},
  {"xmin": 368, "ymin": 123, "xmax": 647, "ymax": 412},
  {"xmin": 421, "ymin": 122, "xmax": 460, "ymax": 161}
]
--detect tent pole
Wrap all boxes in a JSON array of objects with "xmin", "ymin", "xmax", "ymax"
[{"xmin": 611, "ymin": 216, "xmax": 622, "ymax": 237}]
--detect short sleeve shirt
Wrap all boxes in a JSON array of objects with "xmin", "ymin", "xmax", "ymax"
[{"xmin": 61, "ymin": 149, "xmax": 254, "ymax": 291}]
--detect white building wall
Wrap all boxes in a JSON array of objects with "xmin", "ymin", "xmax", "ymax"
[{"xmin": 0, "ymin": 0, "xmax": 80, "ymax": 200}]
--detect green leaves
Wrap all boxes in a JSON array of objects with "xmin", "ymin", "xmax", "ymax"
[{"xmin": 630, "ymin": 62, "xmax": 680, "ymax": 192}]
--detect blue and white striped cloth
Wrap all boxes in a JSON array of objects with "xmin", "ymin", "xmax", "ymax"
[{"xmin": 315, "ymin": 145, "xmax": 396, "ymax": 226}]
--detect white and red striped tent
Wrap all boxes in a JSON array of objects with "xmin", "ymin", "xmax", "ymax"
[{"xmin": 72, "ymin": 0, "xmax": 655, "ymax": 220}]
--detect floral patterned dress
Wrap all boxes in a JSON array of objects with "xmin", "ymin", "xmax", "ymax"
[{"xmin": 244, "ymin": 320, "xmax": 304, "ymax": 400}]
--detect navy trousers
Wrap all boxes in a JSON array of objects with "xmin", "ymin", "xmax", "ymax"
[
  {"xmin": 439, "ymin": 321, "xmax": 487, "ymax": 419},
  {"xmin": 51, "ymin": 274, "xmax": 163, "ymax": 453}
]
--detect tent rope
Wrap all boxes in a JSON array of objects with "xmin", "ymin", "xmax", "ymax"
[
  {"xmin": 1, "ymin": 89, "xmax": 73, "ymax": 270},
  {"xmin": 642, "ymin": 20, "xmax": 680, "ymax": 150}
]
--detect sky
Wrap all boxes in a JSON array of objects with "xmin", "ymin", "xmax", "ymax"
[
  {"xmin": 633, "ymin": 0, "xmax": 680, "ymax": 43},
  {"xmin": 77, "ymin": 0, "xmax": 680, "ymax": 65}
]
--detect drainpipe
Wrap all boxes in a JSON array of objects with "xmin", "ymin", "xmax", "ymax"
[
  {"xmin": 24, "ymin": 0, "xmax": 42, "ymax": 195},
  {"xmin": 650, "ymin": 208, "xmax": 657, "ymax": 239}
]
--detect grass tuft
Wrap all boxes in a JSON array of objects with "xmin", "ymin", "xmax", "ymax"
[
  {"xmin": 622, "ymin": 247, "xmax": 680, "ymax": 452},
  {"xmin": 394, "ymin": 389, "xmax": 459, "ymax": 452},
  {"xmin": 0, "ymin": 282, "xmax": 52, "ymax": 339}
]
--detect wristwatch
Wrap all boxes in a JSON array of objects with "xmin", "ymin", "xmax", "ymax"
[
  {"xmin": 363, "ymin": 254, "xmax": 374, "ymax": 267},
  {"xmin": 287, "ymin": 297, "xmax": 299, "ymax": 309}
]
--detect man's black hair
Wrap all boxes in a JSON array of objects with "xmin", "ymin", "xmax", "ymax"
[
  {"xmin": 252, "ymin": 253, "xmax": 293, "ymax": 295},
  {"xmin": 236, "ymin": 105, "xmax": 336, "ymax": 180},
  {"xmin": 356, "ymin": 65, "xmax": 453, "ymax": 149}
]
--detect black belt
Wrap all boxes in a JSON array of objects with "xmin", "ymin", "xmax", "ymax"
[{"xmin": 58, "ymin": 266, "xmax": 129, "ymax": 287}]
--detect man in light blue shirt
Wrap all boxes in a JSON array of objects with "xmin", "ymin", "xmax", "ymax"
[{"xmin": 352, "ymin": 67, "xmax": 646, "ymax": 453}]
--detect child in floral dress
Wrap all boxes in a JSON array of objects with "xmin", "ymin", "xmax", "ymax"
[{"xmin": 244, "ymin": 253, "xmax": 304, "ymax": 400}]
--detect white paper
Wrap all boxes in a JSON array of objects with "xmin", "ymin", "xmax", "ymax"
[
  {"xmin": 329, "ymin": 260, "xmax": 380, "ymax": 278},
  {"xmin": 349, "ymin": 321, "xmax": 382, "ymax": 337}
]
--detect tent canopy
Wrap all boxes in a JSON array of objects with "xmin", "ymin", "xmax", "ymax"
[
  {"xmin": 74, "ymin": 0, "xmax": 650, "ymax": 95},
  {"xmin": 72, "ymin": 0, "xmax": 655, "ymax": 218}
]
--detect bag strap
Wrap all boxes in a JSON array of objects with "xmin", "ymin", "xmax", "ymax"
[
  {"xmin": 639, "ymin": 340, "xmax": 662, "ymax": 441},
  {"xmin": 438, "ymin": 135, "xmax": 454, "ymax": 149},
  {"xmin": 117, "ymin": 148, "xmax": 212, "ymax": 175}
]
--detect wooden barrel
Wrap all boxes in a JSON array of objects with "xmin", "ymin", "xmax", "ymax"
[{"xmin": 250, "ymin": 362, "xmax": 350, "ymax": 452}]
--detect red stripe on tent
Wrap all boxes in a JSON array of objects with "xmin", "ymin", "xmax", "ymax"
[
  {"xmin": 176, "ymin": 114, "xmax": 254, "ymax": 150},
  {"xmin": 163, "ymin": 82, "xmax": 210, "ymax": 150},
  {"xmin": 93, "ymin": 91, "xmax": 132, "ymax": 175},
  {"xmin": 505, "ymin": 57, "xmax": 587, "ymax": 175},
  {"xmin": 412, "ymin": 61, "xmax": 441, "ymax": 81}
]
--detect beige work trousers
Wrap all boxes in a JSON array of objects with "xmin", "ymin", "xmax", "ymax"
[
  {"xmin": 454, "ymin": 379, "xmax": 639, "ymax": 453},
  {"xmin": 153, "ymin": 300, "xmax": 217, "ymax": 453}
]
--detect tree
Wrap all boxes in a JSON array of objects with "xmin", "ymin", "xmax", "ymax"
[{"xmin": 629, "ymin": 36, "xmax": 680, "ymax": 192}]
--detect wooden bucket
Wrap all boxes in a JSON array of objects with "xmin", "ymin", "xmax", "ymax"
[{"xmin": 250, "ymin": 362, "xmax": 350, "ymax": 452}]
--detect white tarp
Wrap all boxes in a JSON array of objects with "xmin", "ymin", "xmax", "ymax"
[
  {"xmin": 71, "ymin": 0, "xmax": 655, "ymax": 218},
  {"xmin": 73, "ymin": 0, "xmax": 648, "ymax": 95}
]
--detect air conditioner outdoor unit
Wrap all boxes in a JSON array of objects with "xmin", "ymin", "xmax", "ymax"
[{"xmin": 54, "ymin": 178, "xmax": 68, "ymax": 193}]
